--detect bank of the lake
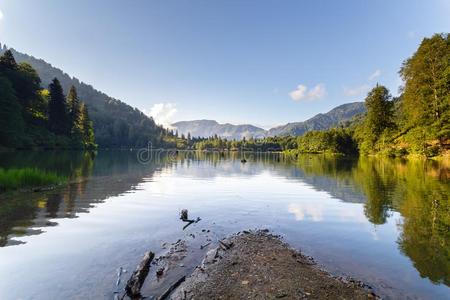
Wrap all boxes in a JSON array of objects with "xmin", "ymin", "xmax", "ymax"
[
  {"xmin": 170, "ymin": 230, "xmax": 377, "ymax": 300},
  {"xmin": 0, "ymin": 167, "xmax": 67, "ymax": 193}
]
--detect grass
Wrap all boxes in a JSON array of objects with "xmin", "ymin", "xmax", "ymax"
[{"xmin": 0, "ymin": 168, "xmax": 66, "ymax": 192}]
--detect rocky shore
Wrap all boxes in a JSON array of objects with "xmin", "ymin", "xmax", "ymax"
[
  {"xmin": 169, "ymin": 230, "xmax": 377, "ymax": 300},
  {"xmin": 122, "ymin": 229, "xmax": 378, "ymax": 300}
]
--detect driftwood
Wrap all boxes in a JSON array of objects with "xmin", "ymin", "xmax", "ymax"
[
  {"xmin": 200, "ymin": 242, "xmax": 211, "ymax": 249},
  {"xmin": 125, "ymin": 251, "xmax": 155, "ymax": 298},
  {"xmin": 219, "ymin": 240, "xmax": 233, "ymax": 250},
  {"xmin": 182, "ymin": 217, "xmax": 201, "ymax": 230},
  {"xmin": 156, "ymin": 276, "xmax": 186, "ymax": 300},
  {"xmin": 116, "ymin": 267, "xmax": 123, "ymax": 286}
]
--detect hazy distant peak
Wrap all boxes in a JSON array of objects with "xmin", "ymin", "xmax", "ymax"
[{"xmin": 172, "ymin": 102, "xmax": 366, "ymax": 139}]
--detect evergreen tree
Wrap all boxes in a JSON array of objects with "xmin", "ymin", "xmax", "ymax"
[
  {"xmin": 67, "ymin": 86, "xmax": 83, "ymax": 138},
  {"xmin": 0, "ymin": 51, "xmax": 41, "ymax": 110},
  {"xmin": 80, "ymin": 102, "xmax": 96, "ymax": 148},
  {"xmin": 16, "ymin": 62, "xmax": 41, "ymax": 110},
  {"xmin": 48, "ymin": 78, "xmax": 69, "ymax": 135},
  {"xmin": 0, "ymin": 50, "xmax": 18, "ymax": 70},
  {"xmin": 0, "ymin": 77, "xmax": 24, "ymax": 147}
]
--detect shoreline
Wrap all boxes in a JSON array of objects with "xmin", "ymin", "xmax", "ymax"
[{"xmin": 125, "ymin": 230, "xmax": 378, "ymax": 300}]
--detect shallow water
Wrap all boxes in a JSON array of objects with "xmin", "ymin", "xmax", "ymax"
[{"xmin": 0, "ymin": 151, "xmax": 448, "ymax": 299}]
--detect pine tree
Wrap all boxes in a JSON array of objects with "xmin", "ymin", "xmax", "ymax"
[
  {"xmin": 0, "ymin": 50, "xmax": 18, "ymax": 70},
  {"xmin": 0, "ymin": 77, "xmax": 24, "ymax": 147},
  {"xmin": 48, "ymin": 78, "xmax": 70, "ymax": 135},
  {"xmin": 67, "ymin": 86, "xmax": 83, "ymax": 138},
  {"xmin": 80, "ymin": 102, "xmax": 95, "ymax": 149}
]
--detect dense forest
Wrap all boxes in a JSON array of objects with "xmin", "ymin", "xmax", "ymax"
[
  {"xmin": 0, "ymin": 45, "xmax": 175, "ymax": 149},
  {"xmin": 0, "ymin": 49, "xmax": 186, "ymax": 150},
  {"xmin": 189, "ymin": 33, "xmax": 450, "ymax": 158},
  {"xmin": 0, "ymin": 50, "xmax": 95, "ymax": 150}
]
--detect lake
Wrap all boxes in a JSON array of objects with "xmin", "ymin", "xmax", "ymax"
[{"xmin": 0, "ymin": 150, "xmax": 448, "ymax": 299}]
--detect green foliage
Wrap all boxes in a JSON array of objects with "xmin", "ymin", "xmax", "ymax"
[
  {"xmin": 0, "ymin": 46, "xmax": 170, "ymax": 149},
  {"xmin": 296, "ymin": 128, "xmax": 357, "ymax": 155},
  {"xmin": 80, "ymin": 102, "xmax": 96, "ymax": 149},
  {"xmin": 356, "ymin": 85, "xmax": 395, "ymax": 154},
  {"xmin": 192, "ymin": 135, "xmax": 297, "ymax": 152},
  {"xmin": 0, "ymin": 50, "xmax": 97, "ymax": 150},
  {"xmin": 0, "ymin": 168, "xmax": 66, "ymax": 191},
  {"xmin": 349, "ymin": 34, "xmax": 450, "ymax": 157},
  {"xmin": 67, "ymin": 86, "xmax": 84, "ymax": 147},
  {"xmin": 0, "ymin": 50, "xmax": 17, "ymax": 70},
  {"xmin": 48, "ymin": 78, "xmax": 70, "ymax": 135},
  {"xmin": 15, "ymin": 62, "xmax": 42, "ymax": 109},
  {"xmin": 400, "ymin": 33, "xmax": 450, "ymax": 149},
  {"xmin": 0, "ymin": 77, "xmax": 25, "ymax": 147}
]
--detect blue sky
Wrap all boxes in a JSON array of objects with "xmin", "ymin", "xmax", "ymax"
[{"xmin": 0, "ymin": 0, "xmax": 449, "ymax": 128}]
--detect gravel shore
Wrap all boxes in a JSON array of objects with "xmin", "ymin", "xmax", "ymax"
[{"xmin": 169, "ymin": 230, "xmax": 378, "ymax": 300}]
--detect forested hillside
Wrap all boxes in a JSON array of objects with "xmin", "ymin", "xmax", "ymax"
[
  {"xmin": 288, "ymin": 33, "xmax": 450, "ymax": 157},
  {"xmin": 0, "ymin": 44, "xmax": 168, "ymax": 148},
  {"xmin": 0, "ymin": 50, "xmax": 95, "ymax": 149}
]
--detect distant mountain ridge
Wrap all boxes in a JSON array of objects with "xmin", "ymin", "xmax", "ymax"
[
  {"xmin": 172, "ymin": 102, "xmax": 366, "ymax": 139},
  {"xmin": 172, "ymin": 120, "xmax": 267, "ymax": 140},
  {"xmin": 267, "ymin": 102, "xmax": 366, "ymax": 136}
]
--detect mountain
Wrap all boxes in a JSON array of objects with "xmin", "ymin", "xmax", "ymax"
[
  {"xmin": 172, "ymin": 120, "xmax": 266, "ymax": 140},
  {"xmin": 173, "ymin": 102, "xmax": 366, "ymax": 139},
  {"xmin": 0, "ymin": 44, "xmax": 165, "ymax": 148},
  {"xmin": 267, "ymin": 102, "xmax": 366, "ymax": 136}
]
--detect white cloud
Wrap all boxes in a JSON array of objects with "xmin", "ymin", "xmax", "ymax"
[
  {"xmin": 368, "ymin": 69, "xmax": 381, "ymax": 81},
  {"xmin": 343, "ymin": 84, "xmax": 370, "ymax": 97},
  {"xmin": 308, "ymin": 84, "xmax": 326, "ymax": 100},
  {"xmin": 0, "ymin": 9, "xmax": 3, "ymax": 20},
  {"xmin": 289, "ymin": 84, "xmax": 307, "ymax": 101},
  {"xmin": 144, "ymin": 103, "xmax": 177, "ymax": 128},
  {"xmin": 288, "ymin": 203, "xmax": 323, "ymax": 222},
  {"xmin": 289, "ymin": 83, "xmax": 326, "ymax": 101}
]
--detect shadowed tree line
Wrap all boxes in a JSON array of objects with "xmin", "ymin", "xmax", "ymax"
[
  {"xmin": 0, "ymin": 50, "xmax": 95, "ymax": 149},
  {"xmin": 0, "ymin": 45, "xmax": 186, "ymax": 149}
]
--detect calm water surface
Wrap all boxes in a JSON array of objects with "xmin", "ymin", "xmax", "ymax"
[{"xmin": 0, "ymin": 151, "xmax": 448, "ymax": 299}]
